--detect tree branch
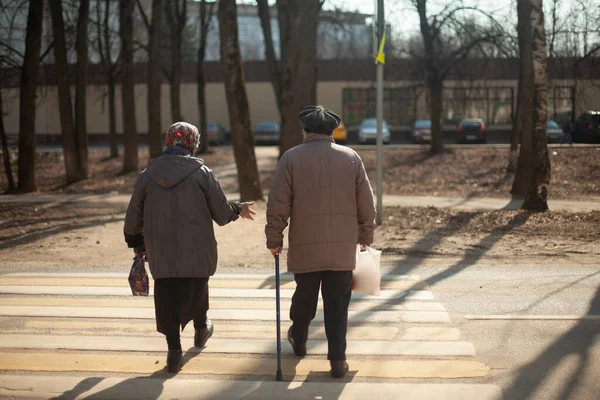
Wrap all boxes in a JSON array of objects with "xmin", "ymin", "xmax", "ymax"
[{"xmin": 135, "ymin": 0, "xmax": 150, "ymax": 30}]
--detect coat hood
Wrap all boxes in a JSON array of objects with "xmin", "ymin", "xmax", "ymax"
[{"xmin": 146, "ymin": 147, "xmax": 203, "ymax": 189}]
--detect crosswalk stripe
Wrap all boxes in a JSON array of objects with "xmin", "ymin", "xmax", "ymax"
[
  {"xmin": 0, "ymin": 277, "xmax": 428, "ymax": 290},
  {"xmin": 0, "ymin": 305, "xmax": 449, "ymax": 323},
  {"xmin": 0, "ymin": 375, "xmax": 504, "ymax": 399},
  {"xmin": 0, "ymin": 306, "xmax": 450, "ymax": 323},
  {"xmin": 0, "ymin": 286, "xmax": 434, "ymax": 300},
  {"xmin": 0, "ymin": 334, "xmax": 476, "ymax": 357},
  {"xmin": 5, "ymin": 321, "xmax": 402, "ymax": 341},
  {"xmin": 0, "ymin": 353, "xmax": 489, "ymax": 379},
  {"xmin": 2, "ymin": 272, "xmax": 421, "ymax": 281},
  {"xmin": 5, "ymin": 321, "xmax": 461, "ymax": 341},
  {"xmin": 0, "ymin": 297, "xmax": 447, "ymax": 311}
]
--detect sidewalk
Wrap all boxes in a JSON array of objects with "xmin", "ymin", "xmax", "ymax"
[{"xmin": 1, "ymin": 192, "xmax": 597, "ymax": 213}]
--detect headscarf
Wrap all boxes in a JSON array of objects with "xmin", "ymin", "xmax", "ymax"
[{"xmin": 164, "ymin": 122, "xmax": 200, "ymax": 154}]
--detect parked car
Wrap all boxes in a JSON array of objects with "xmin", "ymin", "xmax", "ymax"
[
  {"xmin": 457, "ymin": 118, "xmax": 487, "ymax": 144},
  {"xmin": 204, "ymin": 122, "xmax": 228, "ymax": 145},
  {"xmin": 358, "ymin": 118, "xmax": 391, "ymax": 144},
  {"xmin": 411, "ymin": 120, "xmax": 432, "ymax": 144},
  {"xmin": 332, "ymin": 121, "xmax": 348, "ymax": 144},
  {"xmin": 571, "ymin": 111, "xmax": 600, "ymax": 143},
  {"xmin": 546, "ymin": 120, "xmax": 565, "ymax": 143},
  {"xmin": 253, "ymin": 121, "xmax": 280, "ymax": 145}
]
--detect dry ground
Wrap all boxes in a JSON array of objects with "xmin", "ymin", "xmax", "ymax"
[{"xmin": 0, "ymin": 146, "xmax": 598, "ymax": 270}]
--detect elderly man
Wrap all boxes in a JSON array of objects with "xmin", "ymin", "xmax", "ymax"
[
  {"xmin": 265, "ymin": 105, "xmax": 377, "ymax": 378},
  {"xmin": 124, "ymin": 122, "xmax": 255, "ymax": 373}
]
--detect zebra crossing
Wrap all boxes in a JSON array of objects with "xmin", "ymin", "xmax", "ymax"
[{"xmin": 0, "ymin": 272, "xmax": 503, "ymax": 399}]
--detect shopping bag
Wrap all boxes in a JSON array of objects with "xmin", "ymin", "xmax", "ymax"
[
  {"xmin": 353, "ymin": 245, "xmax": 382, "ymax": 296},
  {"xmin": 128, "ymin": 254, "xmax": 149, "ymax": 296}
]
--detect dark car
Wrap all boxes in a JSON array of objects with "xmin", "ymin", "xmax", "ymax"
[
  {"xmin": 411, "ymin": 120, "xmax": 431, "ymax": 144},
  {"xmin": 572, "ymin": 111, "xmax": 600, "ymax": 143},
  {"xmin": 457, "ymin": 118, "xmax": 487, "ymax": 144},
  {"xmin": 253, "ymin": 121, "xmax": 280, "ymax": 145}
]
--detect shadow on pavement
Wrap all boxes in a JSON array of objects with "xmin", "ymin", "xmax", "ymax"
[{"xmin": 502, "ymin": 286, "xmax": 600, "ymax": 400}]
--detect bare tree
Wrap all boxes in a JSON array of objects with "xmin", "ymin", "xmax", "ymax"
[
  {"xmin": 16, "ymin": 0, "xmax": 43, "ymax": 192},
  {"xmin": 147, "ymin": 0, "xmax": 163, "ymax": 158},
  {"xmin": 75, "ymin": 0, "xmax": 90, "ymax": 178},
  {"xmin": 522, "ymin": 0, "xmax": 551, "ymax": 211},
  {"xmin": 165, "ymin": 0, "xmax": 187, "ymax": 123},
  {"xmin": 0, "ymin": 71, "xmax": 15, "ymax": 191},
  {"xmin": 120, "ymin": 0, "xmax": 138, "ymax": 172},
  {"xmin": 508, "ymin": 0, "xmax": 534, "ymax": 175},
  {"xmin": 49, "ymin": 0, "xmax": 81, "ymax": 184},
  {"xmin": 411, "ymin": 0, "xmax": 505, "ymax": 154},
  {"xmin": 218, "ymin": 0, "xmax": 263, "ymax": 201},
  {"xmin": 95, "ymin": 0, "xmax": 120, "ymax": 158},
  {"xmin": 258, "ymin": 0, "xmax": 323, "ymax": 157},
  {"xmin": 197, "ymin": 0, "xmax": 216, "ymax": 155}
]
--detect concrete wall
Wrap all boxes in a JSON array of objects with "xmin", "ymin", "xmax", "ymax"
[{"xmin": 2, "ymin": 79, "xmax": 599, "ymax": 138}]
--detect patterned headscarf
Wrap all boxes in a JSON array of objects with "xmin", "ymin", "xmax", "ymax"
[{"xmin": 164, "ymin": 122, "xmax": 200, "ymax": 154}]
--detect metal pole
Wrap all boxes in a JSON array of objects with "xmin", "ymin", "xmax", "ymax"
[{"xmin": 376, "ymin": 0, "xmax": 384, "ymax": 225}]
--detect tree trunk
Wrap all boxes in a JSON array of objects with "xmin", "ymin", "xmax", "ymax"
[
  {"xmin": 49, "ymin": 0, "xmax": 79, "ymax": 184},
  {"xmin": 508, "ymin": 0, "xmax": 531, "ymax": 173},
  {"xmin": 197, "ymin": 0, "xmax": 214, "ymax": 154},
  {"xmin": 99, "ymin": 0, "xmax": 118, "ymax": 158},
  {"xmin": 507, "ymin": 79, "xmax": 522, "ymax": 172},
  {"xmin": 429, "ymin": 74, "xmax": 444, "ymax": 154},
  {"xmin": 147, "ymin": 0, "xmax": 163, "ymax": 158},
  {"xmin": 75, "ymin": 0, "xmax": 90, "ymax": 179},
  {"xmin": 168, "ymin": 0, "xmax": 185, "ymax": 124},
  {"xmin": 218, "ymin": 0, "xmax": 263, "ymax": 201},
  {"xmin": 257, "ymin": 0, "xmax": 282, "ymax": 112},
  {"xmin": 120, "ymin": 0, "xmax": 138, "ymax": 172},
  {"xmin": 107, "ymin": 76, "xmax": 118, "ymax": 158},
  {"xmin": 170, "ymin": 35, "xmax": 183, "ymax": 123},
  {"xmin": 511, "ymin": 0, "xmax": 535, "ymax": 196},
  {"xmin": 276, "ymin": 0, "xmax": 321, "ymax": 157},
  {"xmin": 415, "ymin": 0, "xmax": 445, "ymax": 154},
  {"xmin": 0, "ymin": 79, "xmax": 16, "ymax": 192},
  {"xmin": 17, "ymin": 0, "xmax": 44, "ymax": 193},
  {"xmin": 522, "ymin": 0, "xmax": 551, "ymax": 212}
]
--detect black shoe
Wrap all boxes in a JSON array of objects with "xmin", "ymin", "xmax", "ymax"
[
  {"xmin": 194, "ymin": 319, "xmax": 214, "ymax": 347},
  {"xmin": 287, "ymin": 326, "xmax": 306, "ymax": 357},
  {"xmin": 166, "ymin": 350, "xmax": 183, "ymax": 373},
  {"xmin": 330, "ymin": 361, "xmax": 349, "ymax": 378}
]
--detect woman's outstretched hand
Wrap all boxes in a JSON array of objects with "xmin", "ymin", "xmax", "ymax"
[{"xmin": 240, "ymin": 202, "xmax": 256, "ymax": 220}]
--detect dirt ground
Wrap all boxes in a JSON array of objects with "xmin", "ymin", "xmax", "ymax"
[
  {"xmin": 0, "ymin": 200, "xmax": 598, "ymax": 271},
  {"xmin": 0, "ymin": 147, "xmax": 233, "ymax": 195},
  {"xmin": 0, "ymin": 146, "xmax": 598, "ymax": 270},
  {"xmin": 2, "ymin": 146, "xmax": 600, "ymax": 200}
]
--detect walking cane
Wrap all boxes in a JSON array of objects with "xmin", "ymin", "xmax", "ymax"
[{"xmin": 275, "ymin": 253, "xmax": 283, "ymax": 381}]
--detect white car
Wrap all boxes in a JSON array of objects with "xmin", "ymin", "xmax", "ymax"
[
  {"xmin": 358, "ymin": 118, "xmax": 391, "ymax": 144},
  {"xmin": 546, "ymin": 120, "xmax": 565, "ymax": 143}
]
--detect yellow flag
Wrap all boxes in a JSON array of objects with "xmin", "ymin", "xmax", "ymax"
[{"xmin": 376, "ymin": 29, "xmax": 386, "ymax": 64}]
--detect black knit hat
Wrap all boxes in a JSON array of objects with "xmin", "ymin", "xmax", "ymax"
[{"xmin": 298, "ymin": 105, "xmax": 341, "ymax": 135}]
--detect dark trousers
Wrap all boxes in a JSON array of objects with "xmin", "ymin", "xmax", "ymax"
[
  {"xmin": 154, "ymin": 277, "xmax": 210, "ymax": 350},
  {"xmin": 289, "ymin": 270, "xmax": 353, "ymax": 361}
]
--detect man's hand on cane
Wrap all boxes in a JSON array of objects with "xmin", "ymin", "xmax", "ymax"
[{"xmin": 270, "ymin": 246, "xmax": 283, "ymax": 257}]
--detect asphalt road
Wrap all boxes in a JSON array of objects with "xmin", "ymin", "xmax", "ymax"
[{"xmin": 0, "ymin": 259, "xmax": 598, "ymax": 399}]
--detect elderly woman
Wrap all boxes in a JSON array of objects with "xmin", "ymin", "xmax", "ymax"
[{"xmin": 124, "ymin": 122, "xmax": 255, "ymax": 373}]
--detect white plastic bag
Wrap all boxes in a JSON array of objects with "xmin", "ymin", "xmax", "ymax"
[{"xmin": 353, "ymin": 245, "xmax": 382, "ymax": 296}]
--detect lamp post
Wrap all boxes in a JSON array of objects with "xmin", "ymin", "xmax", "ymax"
[{"xmin": 375, "ymin": 0, "xmax": 385, "ymax": 225}]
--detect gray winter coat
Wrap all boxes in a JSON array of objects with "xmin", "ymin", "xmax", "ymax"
[{"xmin": 124, "ymin": 146, "xmax": 240, "ymax": 279}]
